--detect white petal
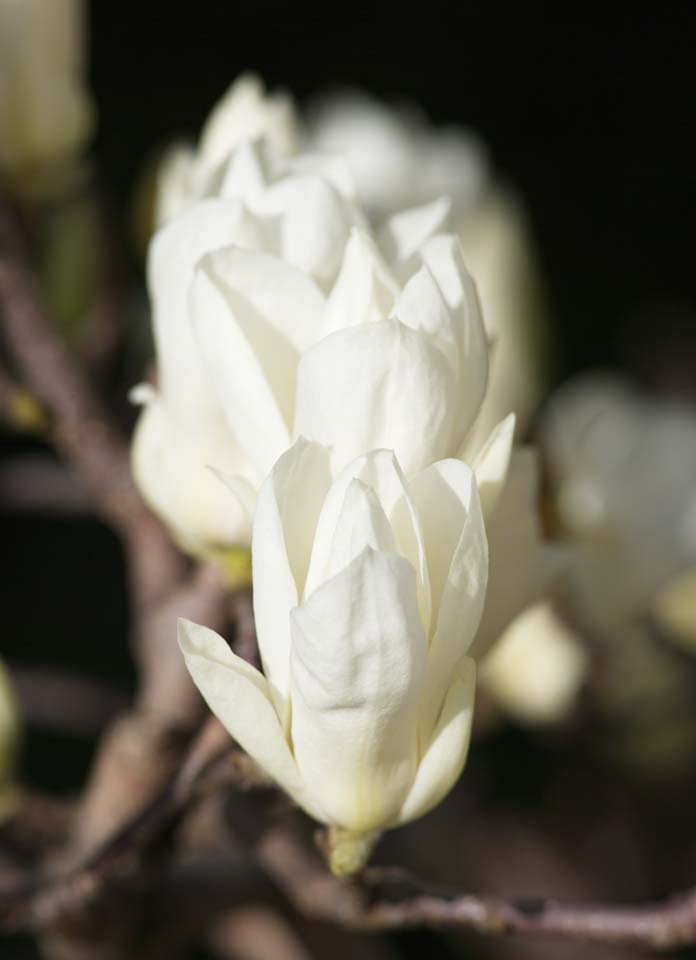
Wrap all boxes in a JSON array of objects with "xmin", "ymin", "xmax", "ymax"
[
  {"xmin": 420, "ymin": 234, "xmax": 489, "ymax": 448},
  {"xmin": 131, "ymin": 393, "xmax": 253, "ymax": 554},
  {"xmin": 408, "ymin": 460, "xmax": 488, "ymax": 742},
  {"xmin": 252, "ymin": 439, "xmax": 331, "ymax": 724},
  {"xmin": 378, "ymin": 196, "xmax": 452, "ymax": 270},
  {"xmin": 320, "ymin": 228, "xmax": 399, "ymax": 337},
  {"xmin": 206, "ymin": 467, "xmax": 257, "ymax": 523},
  {"xmin": 471, "ymin": 413, "xmax": 516, "ymax": 518},
  {"xmin": 217, "ymin": 140, "xmax": 269, "ymax": 205},
  {"xmin": 303, "ymin": 448, "xmax": 426, "ymax": 605},
  {"xmin": 290, "ymin": 548, "xmax": 425, "ymax": 832},
  {"xmin": 295, "ymin": 318, "xmax": 455, "ymax": 477},
  {"xmin": 197, "ymin": 75, "xmax": 298, "ymax": 177},
  {"xmin": 202, "ymin": 243, "xmax": 325, "ymax": 352},
  {"xmin": 394, "ymin": 263, "xmax": 459, "ymax": 377},
  {"xmin": 148, "ymin": 199, "xmax": 259, "ymax": 425},
  {"xmin": 480, "ymin": 602, "xmax": 587, "ymax": 725},
  {"xmin": 397, "ymin": 657, "xmax": 475, "ymax": 825},
  {"xmin": 262, "ymin": 175, "xmax": 354, "ymax": 290},
  {"xmin": 191, "ymin": 250, "xmax": 297, "ymax": 478},
  {"xmin": 472, "ymin": 449, "xmax": 549, "ymax": 660},
  {"xmin": 178, "ymin": 619, "xmax": 321, "ymax": 819},
  {"xmin": 321, "ymin": 479, "xmax": 397, "ymax": 583}
]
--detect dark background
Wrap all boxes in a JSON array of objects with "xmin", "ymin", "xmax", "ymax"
[
  {"xmin": 89, "ymin": 1, "xmax": 696, "ymax": 386},
  {"xmin": 4, "ymin": 4, "xmax": 696, "ymax": 957}
]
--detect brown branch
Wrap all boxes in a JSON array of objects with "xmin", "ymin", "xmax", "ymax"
[
  {"xmin": 9, "ymin": 665, "xmax": 128, "ymax": 735},
  {"xmin": 0, "ymin": 191, "xmax": 232, "ymax": 860},
  {"xmin": 5, "ymin": 722, "xmax": 696, "ymax": 950},
  {"xmin": 254, "ymin": 827, "xmax": 696, "ymax": 950},
  {"xmin": 0, "ymin": 230, "xmax": 182, "ymax": 609},
  {"xmin": 0, "ymin": 457, "xmax": 89, "ymax": 515},
  {"xmin": 0, "ymin": 718, "xmax": 236, "ymax": 931}
]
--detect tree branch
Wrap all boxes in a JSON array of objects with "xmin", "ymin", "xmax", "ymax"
[{"xmin": 255, "ymin": 827, "xmax": 696, "ymax": 950}]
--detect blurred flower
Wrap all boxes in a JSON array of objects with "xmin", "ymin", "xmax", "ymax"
[
  {"xmin": 0, "ymin": 0, "xmax": 93, "ymax": 197},
  {"xmin": 180, "ymin": 439, "xmax": 486, "ymax": 872},
  {"xmin": 309, "ymin": 91, "xmax": 550, "ymax": 440},
  {"xmin": 652, "ymin": 565, "xmax": 696, "ymax": 651},
  {"xmin": 480, "ymin": 601, "xmax": 587, "ymax": 725},
  {"xmin": 155, "ymin": 74, "xmax": 300, "ymax": 225},
  {"xmin": 542, "ymin": 373, "xmax": 696, "ymax": 633}
]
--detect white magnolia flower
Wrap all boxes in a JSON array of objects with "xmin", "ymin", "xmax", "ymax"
[
  {"xmin": 135, "ymin": 138, "xmax": 551, "ymax": 639},
  {"xmin": 134, "ymin": 140, "xmax": 491, "ymax": 554},
  {"xmin": 542, "ymin": 374, "xmax": 696, "ymax": 633},
  {"xmin": 180, "ymin": 439, "xmax": 487, "ymax": 872},
  {"xmin": 156, "ymin": 74, "xmax": 300, "ymax": 225},
  {"xmin": 0, "ymin": 0, "xmax": 93, "ymax": 195},
  {"xmin": 480, "ymin": 601, "xmax": 588, "ymax": 725},
  {"xmin": 309, "ymin": 91, "xmax": 549, "ymax": 440}
]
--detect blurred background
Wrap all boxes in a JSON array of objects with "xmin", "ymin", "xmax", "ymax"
[{"xmin": 3, "ymin": 2, "xmax": 696, "ymax": 958}]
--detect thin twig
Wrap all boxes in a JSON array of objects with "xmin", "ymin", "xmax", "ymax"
[
  {"xmin": 0, "ymin": 457, "xmax": 89, "ymax": 515},
  {"xmin": 256, "ymin": 828, "xmax": 696, "ymax": 949},
  {"xmin": 9, "ymin": 665, "xmax": 129, "ymax": 735}
]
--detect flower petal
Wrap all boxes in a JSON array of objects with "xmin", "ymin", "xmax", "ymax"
[
  {"xmin": 397, "ymin": 657, "xmax": 475, "ymax": 825},
  {"xmin": 295, "ymin": 318, "xmax": 455, "ymax": 477},
  {"xmin": 321, "ymin": 479, "xmax": 397, "ymax": 583},
  {"xmin": 148, "ymin": 198, "xmax": 261, "ymax": 424},
  {"xmin": 419, "ymin": 234, "xmax": 488, "ymax": 448},
  {"xmin": 192, "ymin": 249, "xmax": 299, "ymax": 478},
  {"xmin": 131, "ymin": 392, "xmax": 252, "ymax": 554},
  {"xmin": 178, "ymin": 618, "xmax": 321, "ymax": 819},
  {"xmin": 303, "ymin": 448, "xmax": 428, "ymax": 610},
  {"xmin": 378, "ymin": 196, "xmax": 452, "ymax": 271},
  {"xmin": 480, "ymin": 602, "xmax": 587, "ymax": 725},
  {"xmin": 262, "ymin": 175, "xmax": 355, "ymax": 290},
  {"xmin": 471, "ymin": 413, "xmax": 516, "ymax": 518},
  {"xmin": 408, "ymin": 459, "xmax": 487, "ymax": 742},
  {"xmin": 290, "ymin": 548, "xmax": 425, "ymax": 832},
  {"xmin": 319, "ymin": 228, "xmax": 399, "ymax": 337},
  {"xmin": 252, "ymin": 439, "xmax": 331, "ymax": 725},
  {"xmin": 394, "ymin": 262, "xmax": 459, "ymax": 378}
]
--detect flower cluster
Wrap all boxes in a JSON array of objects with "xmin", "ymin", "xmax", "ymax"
[
  {"xmin": 132, "ymin": 75, "xmax": 556, "ymax": 870},
  {"xmin": 542, "ymin": 373, "xmax": 696, "ymax": 641}
]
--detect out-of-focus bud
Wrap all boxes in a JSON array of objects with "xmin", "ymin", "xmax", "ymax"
[
  {"xmin": 480, "ymin": 601, "xmax": 588, "ymax": 725},
  {"xmin": 0, "ymin": 0, "xmax": 93, "ymax": 198},
  {"xmin": 652, "ymin": 565, "xmax": 696, "ymax": 650}
]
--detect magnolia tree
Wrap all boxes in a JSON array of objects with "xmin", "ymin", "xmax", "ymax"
[{"xmin": 2, "ymin": 35, "xmax": 696, "ymax": 960}]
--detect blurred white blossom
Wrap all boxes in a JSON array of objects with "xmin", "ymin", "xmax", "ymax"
[
  {"xmin": 542, "ymin": 373, "xmax": 696, "ymax": 634},
  {"xmin": 180, "ymin": 439, "xmax": 486, "ymax": 871},
  {"xmin": 480, "ymin": 601, "xmax": 587, "ymax": 725},
  {"xmin": 0, "ymin": 0, "xmax": 93, "ymax": 196}
]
